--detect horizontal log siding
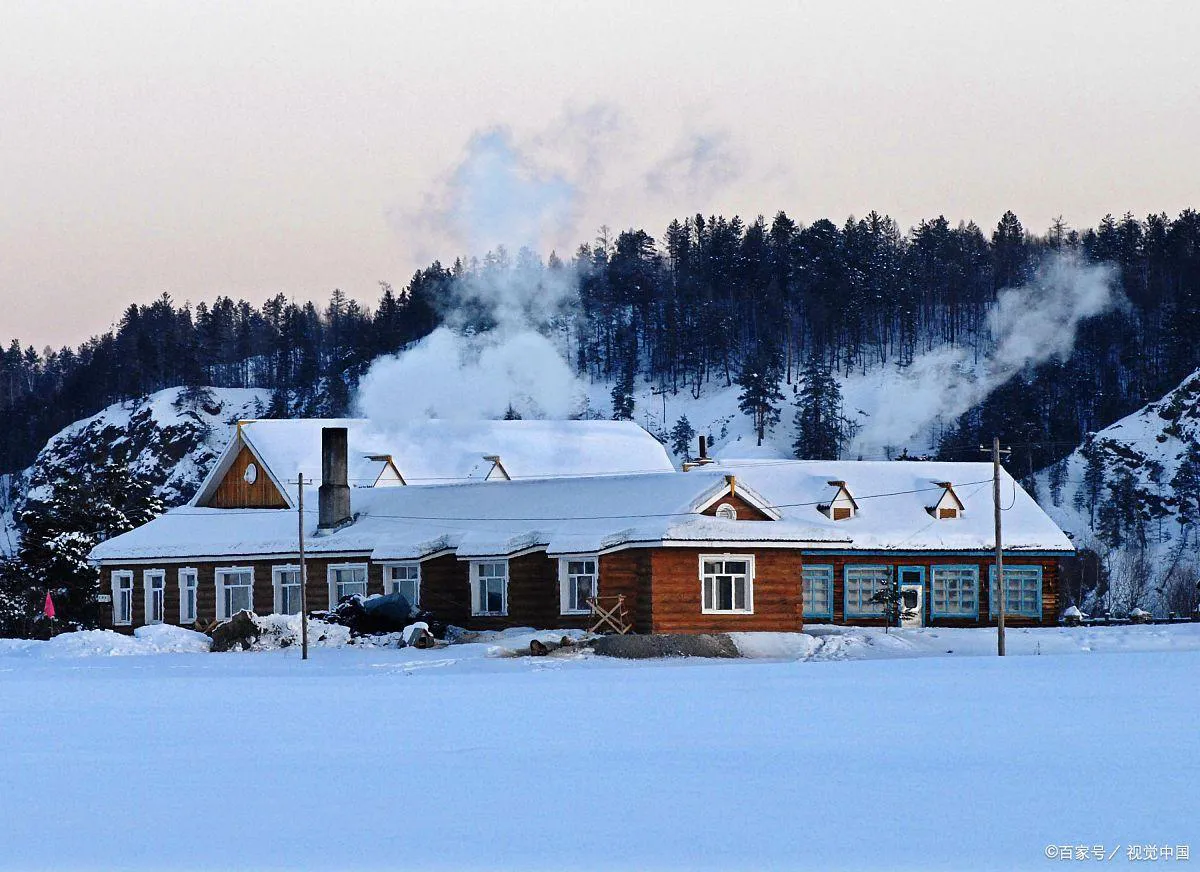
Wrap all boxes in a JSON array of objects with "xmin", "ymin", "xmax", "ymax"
[
  {"xmin": 648, "ymin": 548, "xmax": 805, "ymax": 633},
  {"xmin": 99, "ymin": 556, "xmax": 382, "ymax": 632},
  {"xmin": 598, "ymin": 549, "xmax": 653, "ymax": 633},
  {"xmin": 414, "ymin": 554, "xmax": 470, "ymax": 627},
  {"xmin": 816, "ymin": 553, "xmax": 1059, "ymax": 628},
  {"xmin": 455, "ymin": 553, "xmax": 592, "ymax": 632},
  {"xmin": 698, "ymin": 491, "xmax": 772, "ymax": 521},
  {"xmin": 202, "ymin": 444, "xmax": 288, "ymax": 509},
  {"xmin": 98, "ymin": 551, "xmax": 1061, "ymax": 634}
]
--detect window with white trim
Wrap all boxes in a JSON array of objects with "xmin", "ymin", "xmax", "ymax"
[
  {"xmin": 989, "ymin": 565, "xmax": 1043, "ymax": 618},
  {"xmin": 471, "ymin": 561, "xmax": 508, "ymax": 616},
  {"xmin": 111, "ymin": 571, "xmax": 133, "ymax": 626},
  {"xmin": 385, "ymin": 564, "xmax": 420, "ymax": 609},
  {"xmin": 559, "ymin": 557, "xmax": 597, "ymax": 614},
  {"xmin": 143, "ymin": 569, "xmax": 165, "ymax": 624},
  {"xmin": 802, "ymin": 564, "xmax": 834, "ymax": 619},
  {"xmin": 273, "ymin": 565, "xmax": 303, "ymax": 615},
  {"xmin": 844, "ymin": 565, "xmax": 889, "ymax": 617},
  {"xmin": 700, "ymin": 555, "xmax": 754, "ymax": 614},
  {"xmin": 930, "ymin": 565, "xmax": 978, "ymax": 618},
  {"xmin": 714, "ymin": 502, "xmax": 737, "ymax": 520},
  {"xmin": 178, "ymin": 568, "xmax": 198, "ymax": 624},
  {"xmin": 328, "ymin": 563, "xmax": 368, "ymax": 607},
  {"xmin": 216, "ymin": 567, "xmax": 254, "ymax": 620}
]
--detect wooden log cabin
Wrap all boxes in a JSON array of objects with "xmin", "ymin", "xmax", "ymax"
[{"xmin": 89, "ymin": 422, "xmax": 1074, "ymax": 635}]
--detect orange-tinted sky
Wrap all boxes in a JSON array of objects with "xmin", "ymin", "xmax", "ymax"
[{"xmin": 3, "ymin": 0, "xmax": 1198, "ymax": 349}]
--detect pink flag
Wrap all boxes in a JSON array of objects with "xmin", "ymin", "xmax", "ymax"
[{"xmin": 43, "ymin": 592, "xmax": 55, "ymax": 619}]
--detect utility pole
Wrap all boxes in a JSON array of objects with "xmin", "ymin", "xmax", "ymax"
[
  {"xmin": 298, "ymin": 473, "xmax": 309, "ymax": 661},
  {"xmin": 984, "ymin": 437, "xmax": 1010, "ymax": 657},
  {"xmin": 651, "ymin": 385, "xmax": 668, "ymax": 427}
]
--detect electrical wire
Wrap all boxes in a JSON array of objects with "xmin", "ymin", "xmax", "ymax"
[{"xmin": 156, "ymin": 477, "xmax": 998, "ymax": 523}]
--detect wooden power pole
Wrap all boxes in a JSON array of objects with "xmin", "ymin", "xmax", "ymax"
[
  {"xmin": 298, "ymin": 473, "xmax": 309, "ymax": 661},
  {"xmin": 991, "ymin": 436, "xmax": 1006, "ymax": 657}
]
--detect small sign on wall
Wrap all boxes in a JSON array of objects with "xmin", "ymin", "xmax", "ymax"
[{"xmin": 96, "ymin": 594, "xmax": 112, "ymax": 603}]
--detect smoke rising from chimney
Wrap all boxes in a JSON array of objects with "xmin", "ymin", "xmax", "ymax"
[{"xmin": 848, "ymin": 251, "xmax": 1123, "ymax": 456}]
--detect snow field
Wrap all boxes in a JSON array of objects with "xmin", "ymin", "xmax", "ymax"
[{"xmin": 0, "ymin": 625, "xmax": 1197, "ymax": 870}]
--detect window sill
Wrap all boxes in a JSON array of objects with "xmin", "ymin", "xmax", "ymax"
[
  {"xmin": 700, "ymin": 609, "xmax": 755, "ymax": 616},
  {"xmin": 560, "ymin": 609, "xmax": 591, "ymax": 616},
  {"xmin": 471, "ymin": 611, "xmax": 508, "ymax": 618}
]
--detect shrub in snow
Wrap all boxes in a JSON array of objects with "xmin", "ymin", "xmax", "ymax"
[
  {"xmin": 1062, "ymin": 605, "xmax": 1087, "ymax": 626},
  {"xmin": 1129, "ymin": 607, "xmax": 1153, "ymax": 624}
]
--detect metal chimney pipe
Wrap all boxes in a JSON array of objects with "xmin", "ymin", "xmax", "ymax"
[{"xmin": 318, "ymin": 426, "xmax": 351, "ymax": 529}]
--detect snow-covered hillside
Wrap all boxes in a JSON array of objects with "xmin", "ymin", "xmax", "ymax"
[
  {"xmin": 2, "ymin": 388, "xmax": 270, "ymax": 554},
  {"xmin": 1036, "ymin": 368, "xmax": 1200, "ymax": 553}
]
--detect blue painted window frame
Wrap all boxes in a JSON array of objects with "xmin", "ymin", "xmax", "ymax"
[
  {"xmin": 802, "ymin": 564, "xmax": 834, "ymax": 619},
  {"xmin": 929, "ymin": 564, "xmax": 980, "ymax": 619},
  {"xmin": 844, "ymin": 565, "xmax": 890, "ymax": 617},
  {"xmin": 988, "ymin": 565, "xmax": 1043, "ymax": 619}
]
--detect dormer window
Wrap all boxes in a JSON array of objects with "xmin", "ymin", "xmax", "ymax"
[
  {"xmin": 822, "ymin": 480, "xmax": 858, "ymax": 521},
  {"xmin": 929, "ymin": 482, "xmax": 964, "ymax": 520},
  {"xmin": 715, "ymin": 502, "xmax": 738, "ymax": 520}
]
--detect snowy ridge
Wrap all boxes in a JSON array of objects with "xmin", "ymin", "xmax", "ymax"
[
  {"xmin": 1036, "ymin": 367, "xmax": 1200, "ymax": 555},
  {"xmin": 3, "ymin": 387, "xmax": 271, "ymax": 550}
]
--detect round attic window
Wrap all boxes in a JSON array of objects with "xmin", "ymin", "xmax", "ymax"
[
  {"xmin": 243, "ymin": 463, "xmax": 258, "ymax": 485},
  {"xmin": 715, "ymin": 502, "xmax": 738, "ymax": 520}
]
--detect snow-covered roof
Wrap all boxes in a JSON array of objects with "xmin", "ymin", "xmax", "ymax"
[
  {"xmin": 93, "ymin": 459, "xmax": 1072, "ymax": 563},
  {"xmin": 191, "ymin": 418, "xmax": 675, "ymax": 507}
]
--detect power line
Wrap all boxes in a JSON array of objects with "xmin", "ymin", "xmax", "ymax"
[{"xmin": 155, "ymin": 478, "xmax": 997, "ymax": 524}]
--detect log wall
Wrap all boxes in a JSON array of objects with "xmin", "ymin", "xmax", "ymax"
[{"xmin": 202, "ymin": 444, "xmax": 289, "ymax": 509}]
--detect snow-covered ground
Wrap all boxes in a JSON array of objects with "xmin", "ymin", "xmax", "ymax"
[{"xmin": 1, "ymin": 624, "xmax": 1196, "ymax": 871}]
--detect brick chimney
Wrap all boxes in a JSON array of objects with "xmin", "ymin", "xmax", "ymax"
[{"xmin": 319, "ymin": 426, "xmax": 351, "ymax": 529}]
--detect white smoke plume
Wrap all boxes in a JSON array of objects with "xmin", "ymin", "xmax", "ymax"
[
  {"xmin": 356, "ymin": 328, "xmax": 581, "ymax": 423},
  {"xmin": 849, "ymin": 252, "xmax": 1123, "ymax": 456},
  {"xmin": 359, "ymin": 124, "xmax": 590, "ymax": 424},
  {"xmin": 362, "ymin": 104, "xmax": 759, "ymax": 426}
]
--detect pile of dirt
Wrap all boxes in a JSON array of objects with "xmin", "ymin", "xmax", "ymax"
[{"xmin": 589, "ymin": 633, "xmax": 739, "ymax": 659}]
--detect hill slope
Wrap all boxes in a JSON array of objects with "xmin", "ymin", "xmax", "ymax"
[{"xmin": 1, "ymin": 388, "xmax": 270, "ymax": 556}]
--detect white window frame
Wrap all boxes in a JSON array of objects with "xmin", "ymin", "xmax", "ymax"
[
  {"xmin": 111, "ymin": 570, "xmax": 133, "ymax": 626},
  {"xmin": 930, "ymin": 565, "xmax": 979, "ymax": 618},
  {"xmin": 844, "ymin": 565, "xmax": 890, "ymax": 618},
  {"xmin": 178, "ymin": 568, "xmax": 198, "ymax": 624},
  {"xmin": 272, "ymin": 564, "xmax": 303, "ymax": 615},
  {"xmin": 699, "ymin": 554, "xmax": 755, "ymax": 615},
  {"xmin": 142, "ymin": 569, "xmax": 166, "ymax": 625},
  {"xmin": 559, "ymin": 556, "xmax": 598, "ymax": 615},
  {"xmin": 384, "ymin": 563, "xmax": 421, "ymax": 609},
  {"xmin": 802, "ymin": 564, "xmax": 834, "ymax": 619},
  {"xmin": 327, "ymin": 562, "xmax": 369, "ymax": 609},
  {"xmin": 215, "ymin": 566, "xmax": 255, "ymax": 621},
  {"xmin": 714, "ymin": 502, "xmax": 738, "ymax": 520},
  {"xmin": 470, "ymin": 560, "xmax": 509, "ymax": 616}
]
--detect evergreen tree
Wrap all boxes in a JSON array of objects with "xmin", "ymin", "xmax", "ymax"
[
  {"xmin": 1171, "ymin": 444, "xmax": 1200, "ymax": 539},
  {"xmin": 669, "ymin": 415, "xmax": 696, "ymax": 461},
  {"xmin": 792, "ymin": 357, "xmax": 850, "ymax": 460},
  {"xmin": 0, "ymin": 461, "xmax": 162, "ymax": 636},
  {"xmin": 735, "ymin": 343, "xmax": 784, "ymax": 445},
  {"xmin": 611, "ymin": 360, "xmax": 636, "ymax": 421}
]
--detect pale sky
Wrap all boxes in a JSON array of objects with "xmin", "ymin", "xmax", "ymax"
[{"xmin": 3, "ymin": 0, "xmax": 1198, "ymax": 350}]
